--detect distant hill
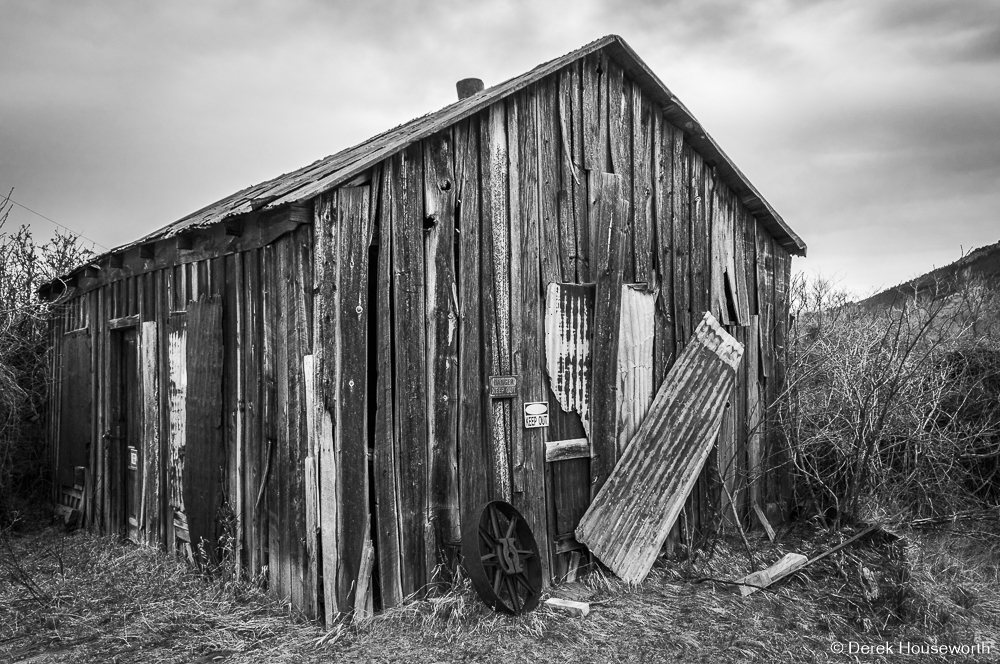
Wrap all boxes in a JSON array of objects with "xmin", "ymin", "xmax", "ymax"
[{"xmin": 858, "ymin": 240, "xmax": 1000, "ymax": 308}]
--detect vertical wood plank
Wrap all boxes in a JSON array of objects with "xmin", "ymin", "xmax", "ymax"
[
  {"xmin": 563, "ymin": 62, "xmax": 588, "ymax": 282},
  {"xmin": 243, "ymin": 250, "xmax": 264, "ymax": 579},
  {"xmin": 507, "ymin": 95, "xmax": 524, "ymax": 494},
  {"xmin": 588, "ymin": 173, "xmax": 628, "ymax": 499},
  {"xmin": 335, "ymin": 186, "xmax": 374, "ymax": 610},
  {"xmin": 392, "ymin": 146, "xmax": 429, "ymax": 597},
  {"xmin": 581, "ymin": 54, "xmax": 607, "ymax": 174},
  {"xmin": 632, "ymin": 86, "xmax": 653, "ymax": 286},
  {"xmin": 538, "ymin": 78, "xmax": 562, "ymax": 288},
  {"xmin": 652, "ymin": 113, "xmax": 675, "ymax": 387},
  {"xmin": 455, "ymin": 117, "xmax": 493, "ymax": 542},
  {"xmin": 481, "ymin": 103, "xmax": 512, "ymax": 501},
  {"xmin": 423, "ymin": 133, "xmax": 460, "ymax": 575},
  {"xmin": 140, "ymin": 321, "xmax": 159, "ymax": 547},
  {"xmin": 513, "ymin": 85, "xmax": 550, "ymax": 584},
  {"xmin": 314, "ymin": 193, "xmax": 340, "ymax": 621},
  {"xmin": 184, "ymin": 297, "xmax": 223, "ymax": 559},
  {"xmin": 374, "ymin": 162, "xmax": 404, "ymax": 609},
  {"xmin": 747, "ymin": 314, "xmax": 762, "ymax": 513},
  {"xmin": 670, "ymin": 125, "xmax": 690, "ymax": 348}
]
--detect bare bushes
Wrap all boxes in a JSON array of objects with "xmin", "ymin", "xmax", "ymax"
[
  {"xmin": 0, "ymin": 191, "xmax": 92, "ymax": 526},
  {"xmin": 782, "ymin": 274, "xmax": 1000, "ymax": 525}
]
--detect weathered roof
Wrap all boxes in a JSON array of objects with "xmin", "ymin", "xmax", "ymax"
[{"xmin": 96, "ymin": 35, "xmax": 807, "ymax": 260}]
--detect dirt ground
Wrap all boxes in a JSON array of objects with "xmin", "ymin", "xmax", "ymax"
[{"xmin": 2, "ymin": 515, "xmax": 998, "ymax": 663}]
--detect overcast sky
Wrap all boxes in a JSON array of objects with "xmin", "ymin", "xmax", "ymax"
[{"xmin": 2, "ymin": 0, "xmax": 998, "ymax": 296}]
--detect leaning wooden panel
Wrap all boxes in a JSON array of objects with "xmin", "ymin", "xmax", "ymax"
[
  {"xmin": 392, "ymin": 145, "xmax": 429, "ymax": 596},
  {"xmin": 576, "ymin": 312, "xmax": 744, "ymax": 583},
  {"xmin": 183, "ymin": 296, "xmax": 224, "ymax": 558},
  {"xmin": 423, "ymin": 133, "xmax": 460, "ymax": 572}
]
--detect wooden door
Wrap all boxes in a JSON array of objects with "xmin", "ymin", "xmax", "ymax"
[{"xmin": 111, "ymin": 327, "xmax": 141, "ymax": 542}]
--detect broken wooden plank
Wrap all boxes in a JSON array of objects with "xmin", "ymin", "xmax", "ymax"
[
  {"xmin": 576, "ymin": 312, "xmax": 744, "ymax": 583},
  {"xmin": 353, "ymin": 538, "xmax": 375, "ymax": 622},
  {"xmin": 545, "ymin": 597, "xmax": 590, "ymax": 617},
  {"xmin": 738, "ymin": 552, "xmax": 807, "ymax": 596},
  {"xmin": 615, "ymin": 284, "xmax": 655, "ymax": 456},
  {"xmin": 753, "ymin": 504, "xmax": 776, "ymax": 542},
  {"xmin": 545, "ymin": 438, "xmax": 590, "ymax": 463}
]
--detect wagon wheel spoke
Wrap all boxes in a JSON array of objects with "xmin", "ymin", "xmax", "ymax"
[
  {"xmin": 492, "ymin": 567, "xmax": 503, "ymax": 596},
  {"xmin": 504, "ymin": 575, "xmax": 522, "ymax": 613},
  {"xmin": 513, "ymin": 571, "xmax": 535, "ymax": 595}
]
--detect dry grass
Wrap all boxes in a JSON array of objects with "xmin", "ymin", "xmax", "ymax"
[{"xmin": 3, "ymin": 519, "xmax": 998, "ymax": 663}]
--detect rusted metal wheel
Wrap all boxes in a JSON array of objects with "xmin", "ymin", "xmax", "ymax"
[{"xmin": 462, "ymin": 500, "xmax": 542, "ymax": 615}]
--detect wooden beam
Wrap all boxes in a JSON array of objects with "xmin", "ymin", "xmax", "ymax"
[{"xmin": 545, "ymin": 438, "xmax": 590, "ymax": 463}]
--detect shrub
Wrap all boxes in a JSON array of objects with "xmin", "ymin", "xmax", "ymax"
[
  {"xmin": 0, "ymin": 190, "xmax": 93, "ymax": 526},
  {"xmin": 781, "ymin": 274, "xmax": 1000, "ymax": 525}
]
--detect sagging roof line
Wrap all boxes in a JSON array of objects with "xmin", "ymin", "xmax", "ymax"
[{"xmin": 47, "ymin": 34, "xmax": 805, "ymax": 293}]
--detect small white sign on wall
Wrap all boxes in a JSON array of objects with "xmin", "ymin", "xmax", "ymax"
[{"xmin": 523, "ymin": 401, "xmax": 550, "ymax": 429}]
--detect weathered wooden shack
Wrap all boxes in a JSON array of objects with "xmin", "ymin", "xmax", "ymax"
[{"xmin": 42, "ymin": 35, "xmax": 806, "ymax": 620}]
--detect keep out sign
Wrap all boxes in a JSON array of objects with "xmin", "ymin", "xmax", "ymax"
[{"xmin": 523, "ymin": 402, "xmax": 549, "ymax": 429}]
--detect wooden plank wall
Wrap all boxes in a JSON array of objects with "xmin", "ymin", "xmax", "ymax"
[
  {"xmin": 48, "ymin": 223, "xmax": 318, "ymax": 615},
  {"xmin": 47, "ymin": 56, "xmax": 798, "ymax": 620}
]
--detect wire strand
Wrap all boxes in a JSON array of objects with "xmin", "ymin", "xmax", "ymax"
[{"xmin": 2, "ymin": 193, "xmax": 110, "ymax": 251}]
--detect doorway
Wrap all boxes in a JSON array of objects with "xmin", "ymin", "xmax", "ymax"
[{"xmin": 110, "ymin": 326, "xmax": 141, "ymax": 542}]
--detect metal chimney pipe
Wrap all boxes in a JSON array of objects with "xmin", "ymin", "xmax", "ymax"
[{"xmin": 456, "ymin": 78, "xmax": 484, "ymax": 100}]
